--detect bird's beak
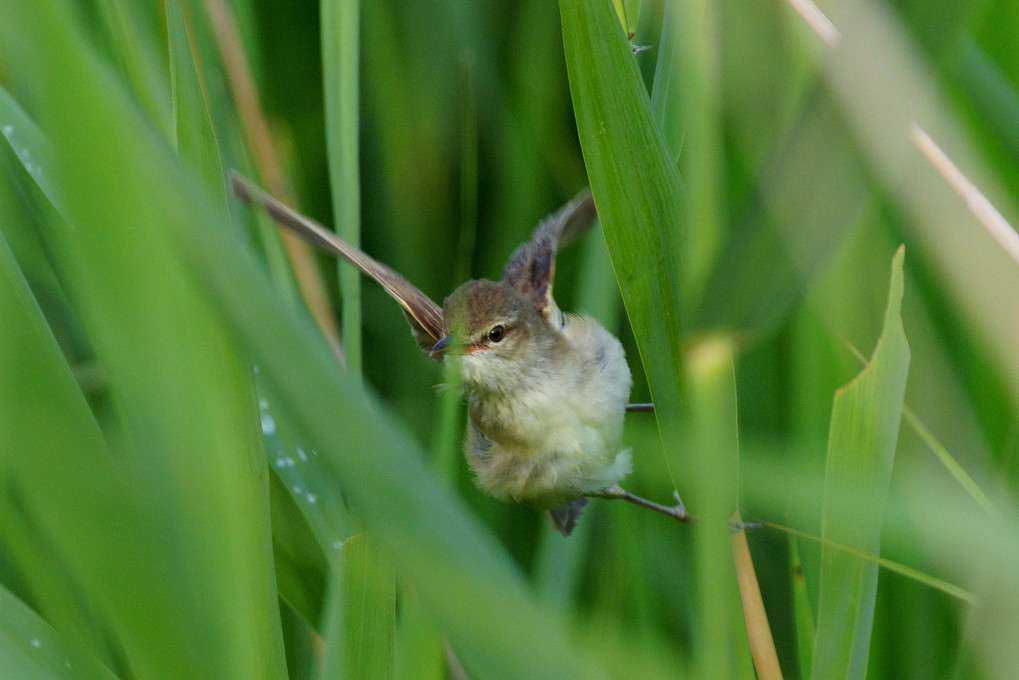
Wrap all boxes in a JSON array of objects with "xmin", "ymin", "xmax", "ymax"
[
  {"xmin": 429, "ymin": 336, "xmax": 451, "ymax": 358},
  {"xmin": 430, "ymin": 336, "xmax": 483, "ymax": 358}
]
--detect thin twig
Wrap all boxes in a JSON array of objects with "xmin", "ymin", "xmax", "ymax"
[{"xmin": 595, "ymin": 484, "xmax": 692, "ymax": 522}]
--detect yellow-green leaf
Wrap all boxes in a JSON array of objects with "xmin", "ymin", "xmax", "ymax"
[{"xmin": 812, "ymin": 247, "xmax": 910, "ymax": 679}]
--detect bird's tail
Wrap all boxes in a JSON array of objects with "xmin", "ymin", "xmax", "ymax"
[{"xmin": 548, "ymin": 498, "xmax": 588, "ymax": 536}]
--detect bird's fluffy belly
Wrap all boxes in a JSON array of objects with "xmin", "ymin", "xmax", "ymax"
[
  {"xmin": 464, "ymin": 359, "xmax": 631, "ymax": 506},
  {"xmin": 465, "ymin": 416, "xmax": 632, "ymax": 508}
]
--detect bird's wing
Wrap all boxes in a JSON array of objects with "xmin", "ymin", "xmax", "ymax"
[
  {"xmin": 231, "ymin": 172, "xmax": 444, "ymax": 352},
  {"xmin": 500, "ymin": 188, "xmax": 596, "ymax": 323}
]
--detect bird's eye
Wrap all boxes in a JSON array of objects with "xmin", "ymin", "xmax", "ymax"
[{"xmin": 487, "ymin": 325, "xmax": 506, "ymax": 343}]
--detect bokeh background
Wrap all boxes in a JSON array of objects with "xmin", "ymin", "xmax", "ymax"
[{"xmin": 1, "ymin": 0, "xmax": 1019, "ymax": 678}]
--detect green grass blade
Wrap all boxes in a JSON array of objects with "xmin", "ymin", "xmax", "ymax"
[
  {"xmin": 263, "ymin": 399, "xmax": 354, "ymax": 548},
  {"xmin": 322, "ymin": 0, "xmax": 363, "ymax": 374},
  {"xmin": 321, "ymin": 12, "xmax": 392, "ymax": 668},
  {"xmin": 94, "ymin": 0, "xmax": 172, "ymax": 139},
  {"xmin": 611, "ymin": 0, "xmax": 641, "ymax": 38},
  {"xmin": 789, "ymin": 535, "xmax": 816, "ymax": 679},
  {"xmin": 267, "ymin": 469, "xmax": 330, "ymax": 627},
  {"xmin": 393, "ymin": 588, "xmax": 444, "ymax": 680},
  {"xmin": 687, "ymin": 338, "xmax": 754, "ymax": 678},
  {"xmin": 0, "ymin": 584, "xmax": 118, "ymax": 680},
  {"xmin": 650, "ymin": 0, "xmax": 685, "ymax": 162},
  {"xmin": 0, "ymin": 217, "xmax": 126, "ymax": 671},
  {"xmin": 1, "ymin": 0, "xmax": 288, "ymax": 676},
  {"xmin": 559, "ymin": 0, "xmax": 688, "ymax": 490},
  {"xmin": 811, "ymin": 247, "xmax": 910, "ymax": 679},
  {"xmin": 167, "ymin": 0, "xmax": 227, "ymax": 198},
  {"xmin": 262, "ymin": 393, "xmax": 353, "ymax": 624},
  {"xmin": 776, "ymin": 523, "xmax": 975, "ymax": 604},
  {"xmin": 320, "ymin": 536, "xmax": 395, "ymax": 680},
  {"xmin": 668, "ymin": 0, "xmax": 724, "ymax": 309},
  {"xmin": 901, "ymin": 408, "xmax": 996, "ymax": 518},
  {"xmin": 824, "ymin": 323, "xmax": 997, "ymax": 521},
  {"xmin": 0, "ymin": 85, "xmax": 63, "ymax": 216}
]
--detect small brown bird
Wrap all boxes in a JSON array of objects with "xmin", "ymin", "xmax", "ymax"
[{"xmin": 232, "ymin": 172, "xmax": 689, "ymax": 534}]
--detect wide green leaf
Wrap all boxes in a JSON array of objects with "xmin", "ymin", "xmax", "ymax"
[
  {"xmin": 559, "ymin": 0, "xmax": 687, "ymax": 510},
  {"xmin": 811, "ymin": 247, "xmax": 910, "ymax": 679}
]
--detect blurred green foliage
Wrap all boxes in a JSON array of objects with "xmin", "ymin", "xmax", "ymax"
[{"xmin": 1, "ymin": 0, "xmax": 1019, "ymax": 678}]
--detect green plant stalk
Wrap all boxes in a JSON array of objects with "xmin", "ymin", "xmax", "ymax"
[
  {"xmin": 687, "ymin": 338, "xmax": 755, "ymax": 678},
  {"xmin": 323, "ymin": 0, "xmax": 363, "ymax": 375},
  {"xmin": 672, "ymin": 0, "xmax": 726, "ymax": 311}
]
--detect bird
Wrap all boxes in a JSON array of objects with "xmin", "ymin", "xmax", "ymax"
[{"xmin": 231, "ymin": 171, "xmax": 689, "ymax": 535}]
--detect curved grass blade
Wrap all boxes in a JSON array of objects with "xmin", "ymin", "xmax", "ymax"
[
  {"xmin": 0, "ymin": 220, "xmax": 128, "ymax": 672},
  {"xmin": 0, "ymin": 85, "xmax": 63, "ymax": 216},
  {"xmin": 812, "ymin": 247, "xmax": 910, "ymax": 679},
  {"xmin": 0, "ymin": 584, "xmax": 118, "ymax": 680},
  {"xmin": 559, "ymin": 0, "xmax": 688, "ymax": 494}
]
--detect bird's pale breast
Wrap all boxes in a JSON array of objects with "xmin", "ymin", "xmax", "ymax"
[{"xmin": 462, "ymin": 315, "xmax": 632, "ymax": 508}]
